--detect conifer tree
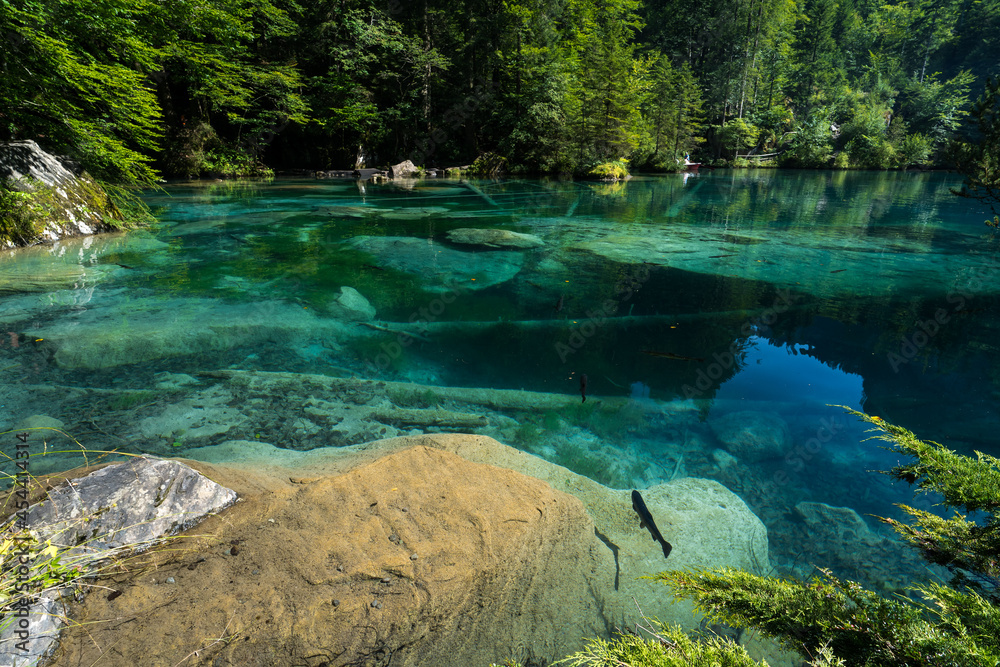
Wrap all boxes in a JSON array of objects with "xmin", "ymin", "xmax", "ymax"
[{"xmin": 953, "ymin": 77, "xmax": 1000, "ymax": 228}]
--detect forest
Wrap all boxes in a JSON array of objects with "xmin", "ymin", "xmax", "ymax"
[{"xmin": 1, "ymin": 0, "xmax": 999, "ymax": 183}]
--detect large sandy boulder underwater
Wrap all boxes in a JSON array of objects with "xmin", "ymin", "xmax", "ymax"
[{"xmin": 45, "ymin": 434, "xmax": 786, "ymax": 667}]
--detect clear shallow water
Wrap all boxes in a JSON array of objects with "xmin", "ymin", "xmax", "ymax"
[{"xmin": 1, "ymin": 170, "xmax": 998, "ymax": 591}]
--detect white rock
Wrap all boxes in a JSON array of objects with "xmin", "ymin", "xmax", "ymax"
[{"xmin": 329, "ymin": 286, "xmax": 376, "ymax": 321}]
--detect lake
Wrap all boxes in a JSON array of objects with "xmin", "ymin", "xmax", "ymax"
[{"xmin": 1, "ymin": 169, "xmax": 997, "ymax": 593}]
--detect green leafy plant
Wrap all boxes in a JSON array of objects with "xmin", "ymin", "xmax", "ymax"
[
  {"xmin": 469, "ymin": 152, "xmax": 508, "ymax": 177},
  {"xmin": 587, "ymin": 159, "xmax": 630, "ymax": 181},
  {"xmin": 0, "ymin": 183, "xmax": 44, "ymax": 246}
]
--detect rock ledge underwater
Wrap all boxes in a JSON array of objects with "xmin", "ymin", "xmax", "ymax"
[{"xmin": 30, "ymin": 434, "xmax": 788, "ymax": 667}]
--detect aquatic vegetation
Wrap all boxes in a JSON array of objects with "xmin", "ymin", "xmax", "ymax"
[
  {"xmin": 514, "ymin": 421, "xmax": 543, "ymax": 448},
  {"xmin": 542, "ymin": 411, "xmax": 563, "ymax": 432},
  {"xmin": 386, "ymin": 386, "xmax": 442, "ymax": 409},
  {"xmin": 560, "ymin": 402, "xmax": 648, "ymax": 444},
  {"xmin": 107, "ymin": 390, "xmax": 159, "ymax": 411},
  {"xmin": 555, "ymin": 443, "xmax": 620, "ymax": 487}
]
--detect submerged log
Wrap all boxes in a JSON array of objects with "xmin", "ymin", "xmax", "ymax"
[
  {"xmin": 358, "ymin": 309, "xmax": 764, "ymax": 339},
  {"xmin": 371, "ymin": 407, "xmax": 489, "ymax": 429},
  {"xmin": 198, "ymin": 369, "xmax": 698, "ymax": 417},
  {"xmin": 460, "ymin": 179, "xmax": 500, "ymax": 207}
]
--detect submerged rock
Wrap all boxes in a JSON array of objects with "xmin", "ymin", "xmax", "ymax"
[
  {"xmin": 14, "ymin": 414, "xmax": 65, "ymax": 431},
  {"xmin": 328, "ymin": 285, "xmax": 376, "ymax": 321},
  {"xmin": 137, "ymin": 385, "xmax": 247, "ymax": 442},
  {"xmin": 0, "ymin": 457, "xmax": 235, "ymax": 666},
  {"xmin": 709, "ymin": 410, "xmax": 791, "ymax": 462},
  {"xmin": 445, "ymin": 227, "xmax": 544, "ymax": 249},
  {"xmin": 380, "ymin": 205, "xmax": 450, "ymax": 219},
  {"xmin": 51, "ymin": 436, "xmax": 773, "ymax": 667},
  {"xmin": 785, "ymin": 501, "xmax": 939, "ymax": 593},
  {"xmin": 30, "ymin": 295, "xmax": 357, "ymax": 370},
  {"xmin": 347, "ymin": 235, "xmax": 524, "ymax": 292}
]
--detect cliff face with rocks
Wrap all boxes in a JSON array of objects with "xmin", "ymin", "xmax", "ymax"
[{"xmin": 0, "ymin": 140, "xmax": 125, "ymax": 249}]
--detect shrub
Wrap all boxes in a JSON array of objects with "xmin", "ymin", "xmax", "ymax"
[
  {"xmin": 587, "ymin": 159, "xmax": 631, "ymax": 181},
  {"xmin": 468, "ymin": 152, "xmax": 508, "ymax": 178},
  {"xmin": 556, "ymin": 616, "xmax": 760, "ymax": 666},
  {"xmin": 653, "ymin": 409, "xmax": 1000, "ymax": 666},
  {"xmin": 896, "ymin": 134, "xmax": 933, "ymax": 168}
]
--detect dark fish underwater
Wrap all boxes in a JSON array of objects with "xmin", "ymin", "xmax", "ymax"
[{"xmin": 631, "ymin": 490, "xmax": 672, "ymax": 559}]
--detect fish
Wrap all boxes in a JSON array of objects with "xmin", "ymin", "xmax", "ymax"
[
  {"xmin": 829, "ymin": 269, "xmax": 847, "ymax": 273},
  {"xmin": 642, "ymin": 350, "xmax": 705, "ymax": 362},
  {"xmin": 115, "ymin": 263, "xmax": 135, "ymax": 270},
  {"xmin": 709, "ymin": 254, "xmax": 737, "ymax": 258},
  {"xmin": 631, "ymin": 490, "xmax": 672, "ymax": 559},
  {"xmin": 580, "ymin": 373, "xmax": 588, "ymax": 403},
  {"xmin": 554, "ymin": 295, "xmax": 565, "ymax": 314}
]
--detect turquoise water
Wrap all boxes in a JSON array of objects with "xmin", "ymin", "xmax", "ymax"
[{"xmin": 1, "ymin": 170, "xmax": 997, "ymax": 590}]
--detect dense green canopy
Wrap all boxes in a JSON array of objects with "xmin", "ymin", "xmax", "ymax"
[{"xmin": 1, "ymin": 0, "xmax": 998, "ymax": 179}]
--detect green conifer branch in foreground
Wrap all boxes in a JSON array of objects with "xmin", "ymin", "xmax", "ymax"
[{"xmin": 645, "ymin": 409, "xmax": 1000, "ymax": 666}]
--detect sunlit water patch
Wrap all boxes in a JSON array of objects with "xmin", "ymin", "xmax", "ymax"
[{"xmin": 1, "ymin": 171, "xmax": 997, "ymax": 594}]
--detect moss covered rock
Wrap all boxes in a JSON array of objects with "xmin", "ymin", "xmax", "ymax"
[{"xmin": 0, "ymin": 140, "xmax": 127, "ymax": 248}]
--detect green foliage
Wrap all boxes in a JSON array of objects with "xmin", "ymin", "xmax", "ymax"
[
  {"xmin": 718, "ymin": 119, "xmax": 760, "ymax": 159},
  {"xmin": 469, "ymin": 153, "xmax": 508, "ymax": 178},
  {"xmin": 953, "ymin": 77, "xmax": 1000, "ymax": 222},
  {"xmin": 0, "ymin": 183, "xmax": 45, "ymax": 246},
  {"xmin": 0, "ymin": 0, "xmax": 162, "ymax": 185},
  {"xmin": 0, "ymin": 175, "xmax": 139, "ymax": 247},
  {"xmin": 896, "ymin": 134, "xmax": 932, "ymax": 168},
  {"xmin": 555, "ymin": 618, "xmax": 760, "ymax": 666},
  {"xmin": 0, "ymin": 533, "xmax": 89, "ymax": 616},
  {"xmin": 107, "ymin": 390, "xmax": 160, "ymax": 411},
  {"xmin": 588, "ymin": 160, "xmax": 631, "ymax": 181},
  {"xmin": 782, "ymin": 111, "xmax": 834, "ymax": 168},
  {"xmin": 653, "ymin": 410, "xmax": 1000, "ymax": 666},
  {"xmin": 849, "ymin": 410, "xmax": 1000, "ymax": 595},
  {"xmin": 642, "ymin": 58, "xmax": 706, "ymax": 169},
  {"xmin": 1, "ymin": 0, "xmax": 991, "ymax": 179}
]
